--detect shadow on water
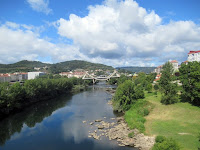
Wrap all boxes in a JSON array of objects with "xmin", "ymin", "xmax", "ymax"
[{"xmin": 0, "ymin": 94, "xmax": 72, "ymax": 146}]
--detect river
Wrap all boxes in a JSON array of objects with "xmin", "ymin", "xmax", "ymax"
[{"xmin": 0, "ymin": 82, "xmax": 136, "ymax": 150}]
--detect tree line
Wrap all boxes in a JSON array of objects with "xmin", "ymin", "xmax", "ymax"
[{"xmin": 0, "ymin": 76, "xmax": 90, "ymax": 118}]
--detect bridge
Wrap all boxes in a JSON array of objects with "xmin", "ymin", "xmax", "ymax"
[{"xmin": 82, "ymin": 70, "xmax": 120, "ymax": 83}]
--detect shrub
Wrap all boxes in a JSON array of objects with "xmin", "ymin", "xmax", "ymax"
[
  {"xmin": 128, "ymin": 132, "xmax": 134, "ymax": 138},
  {"xmin": 153, "ymin": 136, "xmax": 180, "ymax": 150},
  {"xmin": 155, "ymin": 135, "xmax": 166, "ymax": 143}
]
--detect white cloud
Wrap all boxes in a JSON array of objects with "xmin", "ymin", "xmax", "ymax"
[
  {"xmin": 56, "ymin": 0, "xmax": 200, "ymax": 66},
  {"xmin": 0, "ymin": 22, "xmax": 83, "ymax": 64},
  {"xmin": 27, "ymin": 0, "xmax": 52, "ymax": 15},
  {"xmin": 1, "ymin": 0, "xmax": 200, "ymax": 67}
]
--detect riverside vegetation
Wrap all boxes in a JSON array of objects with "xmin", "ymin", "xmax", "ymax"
[
  {"xmin": 111, "ymin": 61, "xmax": 200, "ymax": 150},
  {"xmin": 0, "ymin": 75, "xmax": 92, "ymax": 119}
]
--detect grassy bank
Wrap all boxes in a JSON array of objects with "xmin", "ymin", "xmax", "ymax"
[{"xmin": 132, "ymin": 92, "xmax": 200, "ymax": 150}]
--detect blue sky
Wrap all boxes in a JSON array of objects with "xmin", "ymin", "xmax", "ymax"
[{"xmin": 0, "ymin": 0, "xmax": 200, "ymax": 67}]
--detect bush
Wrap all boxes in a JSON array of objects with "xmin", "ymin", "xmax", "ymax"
[
  {"xmin": 155, "ymin": 135, "xmax": 166, "ymax": 143},
  {"xmin": 153, "ymin": 136, "xmax": 180, "ymax": 150},
  {"xmin": 128, "ymin": 132, "xmax": 134, "ymax": 138}
]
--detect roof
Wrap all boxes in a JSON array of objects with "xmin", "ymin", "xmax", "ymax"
[
  {"xmin": 188, "ymin": 50, "xmax": 200, "ymax": 54},
  {"xmin": 156, "ymin": 74, "xmax": 161, "ymax": 77},
  {"xmin": 170, "ymin": 60, "xmax": 178, "ymax": 63},
  {"xmin": 154, "ymin": 78, "xmax": 160, "ymax": 82}
]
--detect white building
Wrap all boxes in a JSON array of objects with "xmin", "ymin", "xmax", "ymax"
[
  {"xmin": 170, "ymin": 60, "xmax": 179, "ymax": 72},
  {"xmin": 28, "ymin": 72, "xmax": 46, "ymax": 80},
  {"xmin": 188, "ymin": 50, "xmax": 200, "ymax": 62}
]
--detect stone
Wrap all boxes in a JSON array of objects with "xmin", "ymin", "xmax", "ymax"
[{"xmin": 95, "ymin": 119, "xmax": 102, "ymax": 122}]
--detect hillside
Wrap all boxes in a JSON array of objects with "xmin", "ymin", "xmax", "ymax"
[
  {"xmin": 0, "ymin": 60, "xmax": 114, "ymax": 74},
  {"xmin": 116, "ymin": 66, "xmax": 156, "ymax": 73},
  {"xmin": 0, "ymin": 60, "xmax": 50, "ymax": 73},
  {"xmin": 50, "ymin": 60, "xmax": 114, "ymax": 74}
]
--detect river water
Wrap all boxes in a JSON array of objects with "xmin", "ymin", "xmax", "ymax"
[{"xmin": 0, "ymin": 82, "xmax": 136, "ymax": 150}]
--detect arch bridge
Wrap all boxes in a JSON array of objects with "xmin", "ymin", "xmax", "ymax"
[{"xmin": 82, "ymin": 70, "xmax": 120, "ymax": 83}]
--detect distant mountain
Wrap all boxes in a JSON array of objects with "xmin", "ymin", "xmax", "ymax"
[
  {"xmin": 116, "ymin": 66, "xmax": 156, "ymax": 74},
  {"xmin": 0, "ymin": 60, "xmax": 114, "ymax": 74}
]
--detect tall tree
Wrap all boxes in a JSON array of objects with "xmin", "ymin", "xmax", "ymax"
[
  {"xmin": 179, "ymin": 61, "xmax": 200, "ymax": 106},
  {"xmin": 159, "ymin": 62, "xmax": 178, "ymax": 104}
]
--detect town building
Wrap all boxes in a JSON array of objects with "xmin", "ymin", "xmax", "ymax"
[
  {"xmin": 154, "ymin": 65, "xmax": 163, "ymax": 74},
  {"xmin": 73, "ymin": 71, "xmax": 86, "ymax": 78},
  {"xmin": 28, "ymin": 72, "xmax": 46, "ymax": 80},
  {"xmin": 59, "ymin": 72, "xmax": 73, "ymax": 78},
  {"xmin": 170, "ymin": 60, "xmax": 179, "ymax": 72},
  {"xmin": 188, "ymin": 50, "xmax": 200, "ymax": 62},
  {"xmin": 59, "ymin": 71, "xmax": 86, "ymax": 78},
  {"xmin": 0, "ymin": 74, "xmax": 10, "ymax": 82}
]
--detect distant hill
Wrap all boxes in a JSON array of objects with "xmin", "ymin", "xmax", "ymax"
[
  {"xmin": 0, "ymin": 60, "xmax": 50, "ymax": 73},
  {"xmin": 116, "ymin": 66, "xmax": 156, "ymax": 74},
  {"xmin": 50, "ymin": 60, "xmax": 114, "ymax": 74},
  {"xmin": 0, "ymin": 60, "xmax": 114, "ymax": 74}
]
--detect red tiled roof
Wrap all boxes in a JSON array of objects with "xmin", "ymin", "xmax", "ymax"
[
  {"xmin": 188, "ymin": 50, "xmax": 200, "ymax": 54},
  {"xmin": 170, "ymin": 60, "xmax": 178, "ymax": 63},
  {"xmin": 154, "ymin": 78, "xmax": 160, "ymax": 81},
  {"xmin": 156, "ymin": 74, "xmax": 161, "ymax": 77}
]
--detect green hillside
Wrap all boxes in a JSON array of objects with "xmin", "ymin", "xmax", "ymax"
[
  {"xmin": 0, "ymin": 60, "xmax": 114, "ymax": 74},
  {"xmin": 50, "ymin": 60, "xmax": 114, "ymax": 74},
  {"xmin": 0, "ymin": 60, "xmax": 50, "ymax": 73}
]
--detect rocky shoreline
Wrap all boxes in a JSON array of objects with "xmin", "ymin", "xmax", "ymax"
[
  {"xmin": 82, "ymin": 87, "xmax": 155, "ymax": 150},
  {"xmin": 83, "ymin": 116, "xmax": 155, "ymax": 150},
  {"xmin": 83, "ymin": 86, "xmax": 155, "ymax": 150}
]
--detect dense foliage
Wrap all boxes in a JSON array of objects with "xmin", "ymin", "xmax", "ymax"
[
  {"xmin": 152, "ymin": 136, "xmax": 180, "ymax": 150},
  {"xmin": 179, "ymin": 61, "xmax": 200, "ymax": 106},
  {"xmin": 113, "ymin": 80, "xmax": 144, "ymax": 112},
  {"xmin": 159, "ymin": 62, "xmax": 178, "ymax": 105},
  {"xmin": 0, "ymin": 77, "xmax": 87, "ymax": 118}
]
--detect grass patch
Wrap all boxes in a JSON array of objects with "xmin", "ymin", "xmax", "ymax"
[
  {"xmin": 144, "ymin": 92, "xmax": 200, "ymax": 150},
  {"xmin": 124, "ymin": 98, "xmax": 154, "ymax": 133}
]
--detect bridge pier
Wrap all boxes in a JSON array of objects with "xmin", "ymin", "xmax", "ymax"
[{"xmin": 93, "ymin": 79, "xmax": 96, "ymax": 84}]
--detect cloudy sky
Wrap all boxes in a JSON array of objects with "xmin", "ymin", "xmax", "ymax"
[{"xmin": 0, "ymin": 0, "xmax": 200, "ymax": 67}]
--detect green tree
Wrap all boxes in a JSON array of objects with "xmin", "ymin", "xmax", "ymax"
[
  {"xmin": 159, "ymin": 62, "xmax": 178, "ymax": 105},
  {"xmin": 146, "ymin": 82, "xmax": 152, "ymax": 93},
  {"xmin": 179, "ymin": 61, "xmax": 200, "ymax": 106},
  {"xmin": 113, "ymin": 80, "xmax": 144, "ymax": 112},
  {"xmin": 154, "ymin": 84, "xmax": 159, "ymax": 91}
]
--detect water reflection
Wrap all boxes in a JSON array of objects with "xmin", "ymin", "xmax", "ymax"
[{"xmin": 0, "ymin": 94, "xmax": 72, "ymax": 146}]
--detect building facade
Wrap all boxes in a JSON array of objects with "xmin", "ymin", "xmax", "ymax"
[
  {"xmin": 170, "ymin": 60, "xmax": 179, "ymax": 72},
  {"xmin": 28, "ymin": 72, "xmax": 46, "ymax": 80},
  {"xmin": 188, "ymin": 50, "xmax": 200, "ymax": 62}
]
